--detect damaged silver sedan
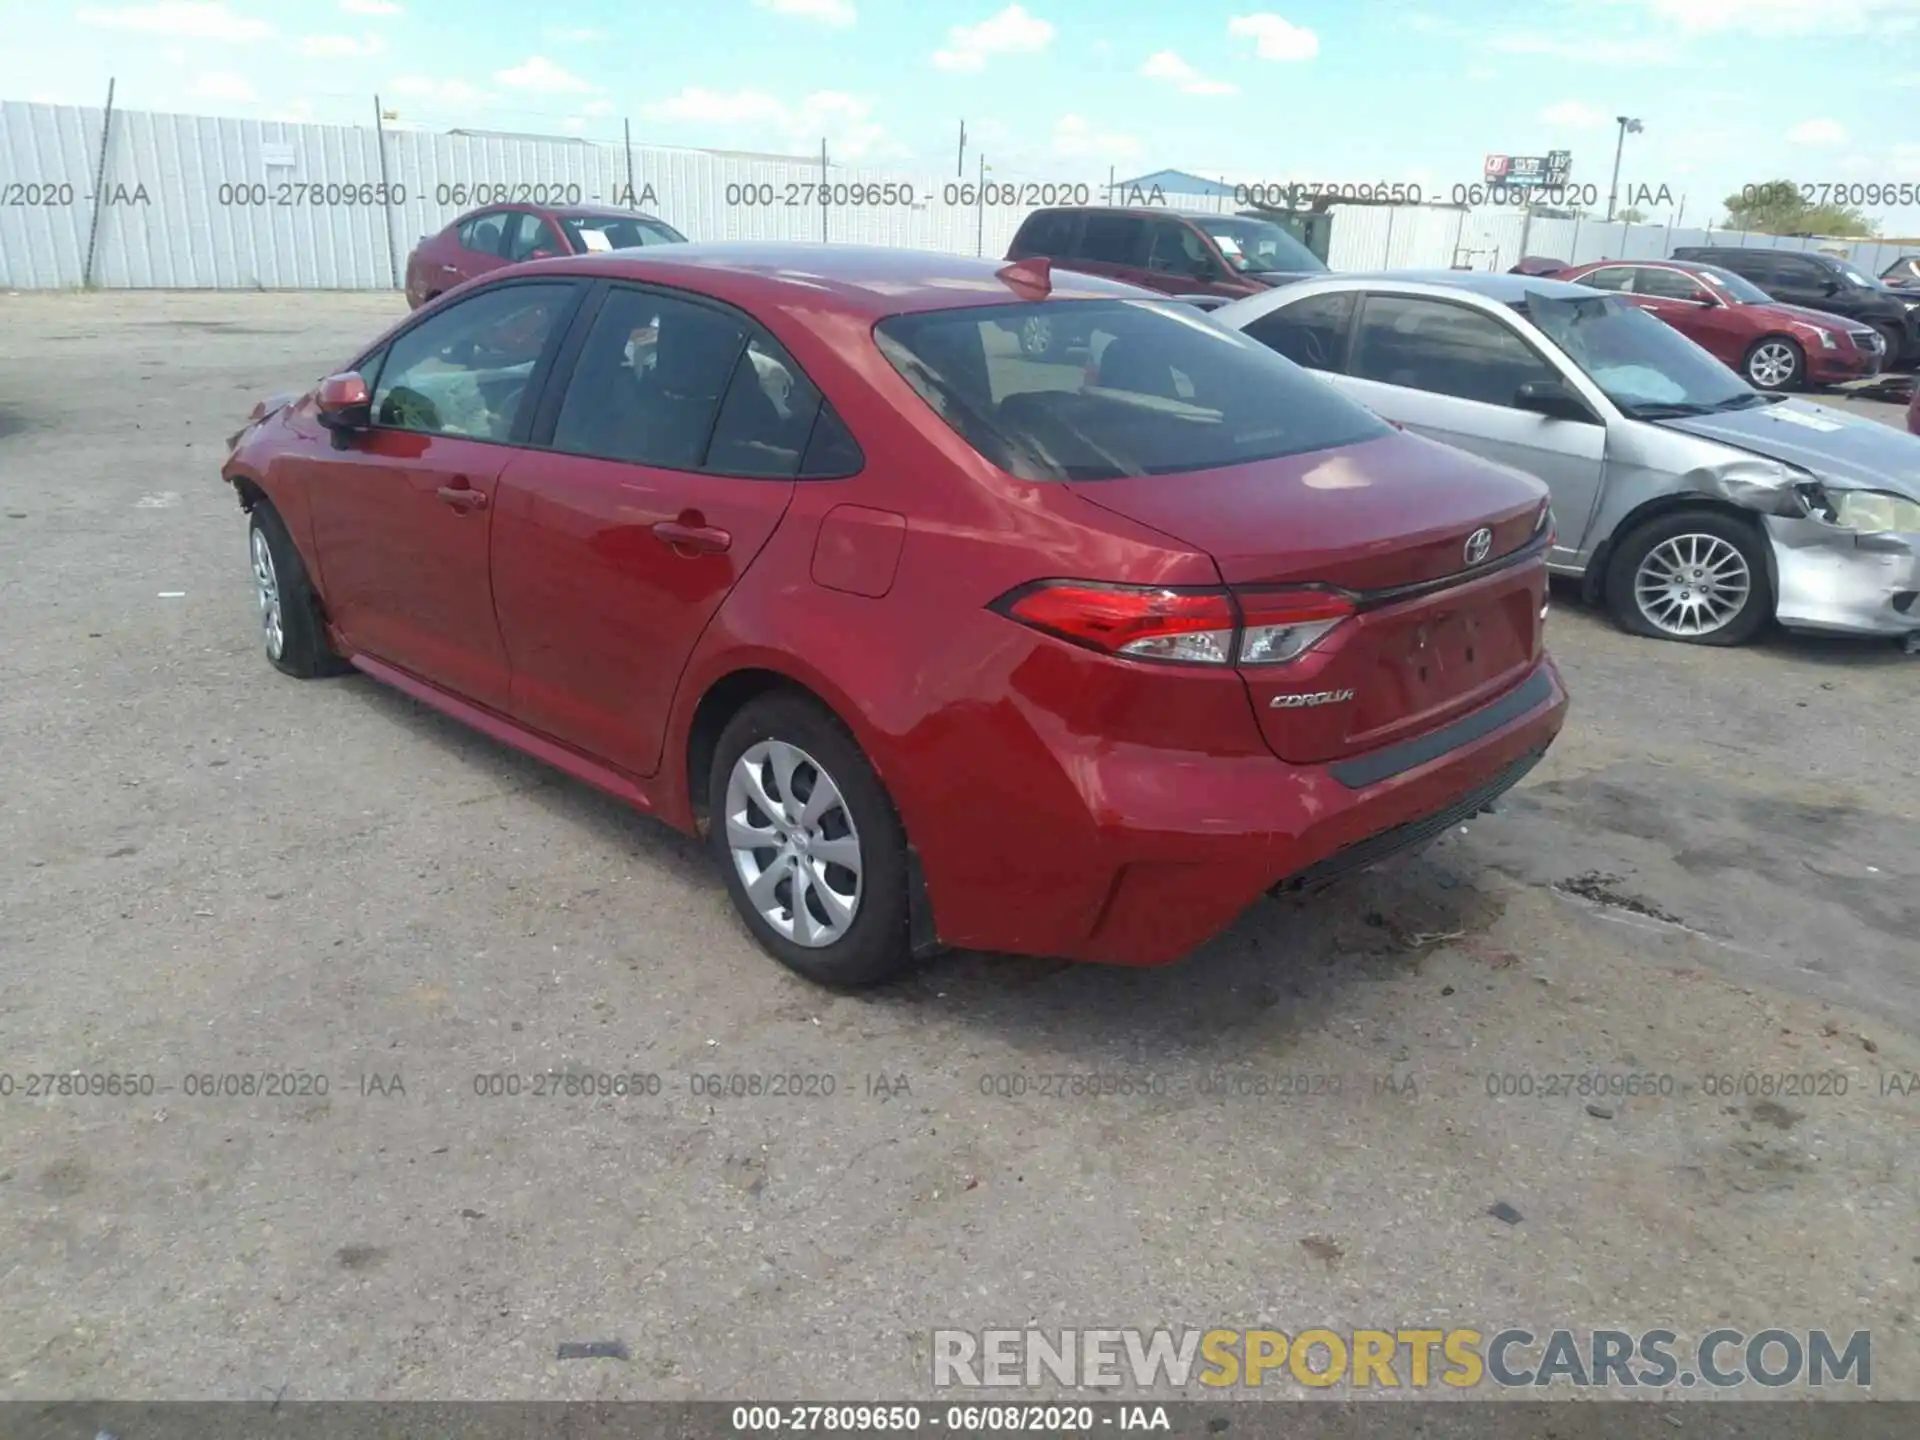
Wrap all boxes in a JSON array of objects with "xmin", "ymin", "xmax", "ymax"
[{"xmin": 1214, "ymin": 271, "xmax": 1920, "ymax": 646}]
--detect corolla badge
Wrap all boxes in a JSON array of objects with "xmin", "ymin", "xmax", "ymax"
[
  {"xmin": 1270, "ymin": 689, "xmax": 1356, "ymax": 708},
  {"xmin": 1464, "ymin": 526, "xmax": 1494, "ymax": 565}
]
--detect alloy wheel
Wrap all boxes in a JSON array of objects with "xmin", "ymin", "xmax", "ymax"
[
  {"xmin": 251, "ymin": 526, "xmax": 285, "ymax": 660},
  {"xmin": 1018, "ymin": 315, "xmax": 1055, "ymax": 358},
  {"xmin": 1632, "ymin": 532, "xmax": 1752, "ymax": 637},
  {"xmin": 1746, "ymin": 341, "xmax": 1798, "ymax": 388},
  {"xmin": 724, "ymin": 739, "xmax": 863, "ymax": 948}
]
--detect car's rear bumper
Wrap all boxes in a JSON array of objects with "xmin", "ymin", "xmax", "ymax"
[{"xmin": 927, "ymin": 657, "xmax": 1568, "ymax": 966}]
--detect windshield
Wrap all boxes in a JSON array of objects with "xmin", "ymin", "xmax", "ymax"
[
  {"xmin": 1836, "ymin": 262, "xmax": 1877, "ymax": 287},
  {"xmin": 558, "ymin": 214, "xmax": 686, "ymax": 252},
  {"xmin": 1521, "ymin": 291, "xmax": 1754, "ymax": 413},
  {"xmin": 1692, "ymin": 264, "xmax": 1773, "ymax": 305},
  {"xmin": 1193, "ymin": 218, "xmax": 1327, "ymax": 275},
  {"xmin": 874, "ymin": 299, "xmax": 1387, "ymax": 481}
]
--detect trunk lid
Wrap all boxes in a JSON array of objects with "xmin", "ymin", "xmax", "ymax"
[{"xmin": 1070, "ymin": 430, "xmax": 1551, "ymax": 765}]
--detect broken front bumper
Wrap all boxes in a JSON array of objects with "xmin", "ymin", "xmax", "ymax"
[{"xmin": 1768, "ymin": 517, "xmax": 1920, "ymax": 635}]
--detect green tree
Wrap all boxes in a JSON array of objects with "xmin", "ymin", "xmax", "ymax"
[
  {"xmin": 1616, "ymin": 206, "xmax": 1648, "ymax": 223},
  {"xmin": 1722, "ymin": 179, "xmax": 1876, "ymax": 237}
]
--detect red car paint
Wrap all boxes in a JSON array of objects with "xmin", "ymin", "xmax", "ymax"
[
  {"xmin": 224, "ymin": 244, "xmax": 1567, "ymax": 968},
  {"xmin": 404, "ymin": 203, "xmax": 686, "ymax": 309},
  {"xmin": 1558, "ymin": 258, "xmax": 1882, "ymax": 386}
]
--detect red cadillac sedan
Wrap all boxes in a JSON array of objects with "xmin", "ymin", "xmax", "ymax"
[
  {"xmin": 1557, "ymin": 258, "xmax": 1884, "ymax": 390},
  {"xmin": 221, "ymin": 244, "xmax": 1567, "ymax": 987}
]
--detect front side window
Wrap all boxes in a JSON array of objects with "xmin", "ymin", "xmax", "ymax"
[
  {"xmin": 874, "ymin": 298, "xmax": 1389, "ymax": 482},
  {"xmin": 371, "ymin": 282, "xmax": 576, "ymax": 441},
  {"xmin": 1146, "ymin": 220, "xmax": 1210, "ymax": 276},
  {"xmin": 1349, "ymin": 294, "xmax": 1558, "ymax": 407},
  {"xmin": 559, "ymin": 213, "xmax": 686, "ymax": 252},
  {"xmin": 1521, "ymin": 291, "xmax": 1755, "ymax": 413},
  {"xmin": 1241, "ymin": 290, "xmax": 1355, "ymax": 371},
  {"xmin": 1192, "ymin": 217, "xmax": 1327, "ymax": 275},
  {"xmin": 551, "ymin": 288, "xmax": 749, "ymax": 470},
  {"xmin": 504, "ymin": 212, "xmax": 564, "ymax": 262}
]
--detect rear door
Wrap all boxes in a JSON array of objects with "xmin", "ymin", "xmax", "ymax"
[
  {"xmin": 305, "ymin": 279, "xmax": 585, "ymax": 709},
  {"xmin": 446, "ymin": 209, "xmax": 515, "ymax": 288},
  {"xmin": 490, "ymin": 283, "xmax": 827, "ymax": 778},
  {"xmin": 1334, "ymin": 291, "xmax": 1608, "ymax": 551},
  {"xmin": 1761, "ymin": 253, "xmax": 1839, "ymax": 314}
]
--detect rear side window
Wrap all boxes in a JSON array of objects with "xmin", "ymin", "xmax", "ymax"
[
  {"xmin": 705, "ymin": 333, "xmax": 827, "ymax": 479},
  {"xmin": 1241, "ymin": 291, "xmax": 1355, "ymax": 371},
  {"xmin": 874, "ymin": 299, "xmax": 1389, "ymax": 482},
  {"xmin": 1077, "ymin": 214, "xmax": 1148, "ymax": 265},
  {"xmin": 1576, "ymin": 266, "xmax": 1634, "ymax": 292},
  {"xmin": 1013, "ymin": 210, "xmax": 1078, "ymax": 258},
  {"xmin": 1633, "ymin": 267, "xmax": 1704, "ymax": 300},
  {"xmin": 458, "ymin": 211, "xmax": 508, "ymax": 255}
]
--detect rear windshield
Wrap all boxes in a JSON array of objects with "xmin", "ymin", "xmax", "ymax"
[
  {"xmin": 874, "ymin": 299, "xmax": 1389, "ymax": 482},
  {"xmin": 558, "ymin": 213, "xmax": 686, "ymax": 252}
]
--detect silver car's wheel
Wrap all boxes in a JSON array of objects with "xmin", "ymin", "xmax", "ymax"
[
  {"xmin": 1632, "ymin": 532, "xmax": 1752, "ymax": 637},
  {"xmin": 1018, "ymin": 315, "xmax": 1055, "ymax": 358},
  {"xmin": 251, "ymin": 525, "xmax": 285, "ymax": 660},
  {"xmin": 1745, "ymin": 339, "xmax": 1801, "ymax": 389},
  {"xmin": 724, "ymin": 739, "xmax": 863, "ymax": 949}
]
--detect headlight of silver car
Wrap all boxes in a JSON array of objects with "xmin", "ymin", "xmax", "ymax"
[{"xmin": 1800, "ymin": 485, "xmax": 1920, "ymax": 533}]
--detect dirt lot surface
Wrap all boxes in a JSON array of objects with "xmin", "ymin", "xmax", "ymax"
[{"xmin": 2, "ymin": 291, "xmax": 1917, "ymax": 1403}]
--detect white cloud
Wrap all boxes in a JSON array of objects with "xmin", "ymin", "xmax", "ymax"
[
  {"xmin": 340, "ymin": 0, "xmax": 402, "ymax": 13},
  {"xmin": 753, "ymin": 0, "xmax": 857, "ymax": 24},
  {"xmin": 1539, "ymin": 100, "xmax": 1610, "ymax": 129},
  {"xmin": 1787, "ymin": 117, "xmax": 1847, "ymax": 145},
  {"xmin": 299, "ymin": 32, "xmax": 386, "ymax": 56},
  {"xmin": 1140, "ymin": 50, "xmax": 1239, "ymax": 95},
  {"xmin": 495, "ymin": 56, "xmax": 597, "ymax": 93},
  {"xmin": 932, "ymin": 5, "xmax": 1055, "ymax": 71},
  {"xmin": 190, "ymin": 70, "xmax": 257, "ymax": 102},
  {"xmin": 77, "ymin": 2, "xmax": 274, "ymax": 41},
  {"xmin": 388, "ymin": 74, "xmax": 487, "ymax": 106},
  {"xmin": 644, "ymin": 87, "xmax": 788, "ymax": 124},
  {"xmin": 1052, "ymin": 113, "xmax": 1140, "ymax": 160},
  {"xmin": 1634, "ymin": 0, "xmax": 1920, "ymax": 33},
  {"xmin": 1227, "ymin": 13, "xmax": 1318, "ymax": 61}
]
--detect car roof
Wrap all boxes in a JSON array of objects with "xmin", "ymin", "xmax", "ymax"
[
  {"xmin": 1025, "ymin": 205, "xmax": 1276, "ymax": 223},
  {"xmin": 451, "ymin": 202, "xmax": 673, "ymax": 223},
  {"xmin": 1323, "ymin": 270, "xmax": 1602, "ymax": 301},
  {"xmin": 508, "ymin": 242, "xmax": 1162, "ymax": 316}
]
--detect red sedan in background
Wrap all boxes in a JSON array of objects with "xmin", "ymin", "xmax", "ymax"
[
  {"xmin": 404, "ymin": 203, "xmax": 685, "ymax": 309},
  {"xmin": 221, "ymin": 244, "xmax": 1566, "ymax": 987},
  {"xmin": 1556, "ymin": 258, "xmax": 1883, "ymax": 391}
]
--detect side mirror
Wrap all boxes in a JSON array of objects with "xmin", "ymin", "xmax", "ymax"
[
  {"xmin": 315, "ymin": 372, "xmax": 372, "ymax": 447},
  {"xmin": 1690, "ymin": 288, "xmax": 1720, "ymax": 306},
  {"xmin": 1513, "ymin": 378, "xmax": 1596, "ymax": 423},
  {"xmin": 1821, "ymin": 278, "xmax": 1841, "ymax": 295},
  {"xmin": 528, "ymin": 248, "xmax": 559, "ymax": 261}
]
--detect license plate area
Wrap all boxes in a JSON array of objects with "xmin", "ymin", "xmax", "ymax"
[{"xmin": 1346, "ymin": 586, "xmax": 1537, "ymax": 745}]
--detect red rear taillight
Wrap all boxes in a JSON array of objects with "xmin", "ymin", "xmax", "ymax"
[{"xmin": 995, "ymin": 581, "xmax": 1353, "ymax": 666}]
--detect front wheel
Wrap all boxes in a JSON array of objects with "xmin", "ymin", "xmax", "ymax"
[
  {"xmin": 1742, "ymin": 336, "xmax": 1803, "ymax": 390},
  {"xmin": 1603, "ymin": 510, "xmax": 1773, "ymax": 646},
  {"xmin": 248, "ymin": 504, "xmax": 351, "ymax": 678},
  {"xmin": 709, "ymin": 693, "xmax": 914, "ymax": 988}
]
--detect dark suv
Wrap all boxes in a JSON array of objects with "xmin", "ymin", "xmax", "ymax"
[
  {"xmin": 1670, "ymin": 246, "xmax": 1920, "ymax": 364},
  {"xmin": 1004, "ymin": 206, "xmax": 1327, "ymax": 355}
]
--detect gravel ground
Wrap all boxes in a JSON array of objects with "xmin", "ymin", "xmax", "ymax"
[{"xmin": 1, "ymin": 291, "xmax": 1917, "ymax": 1403}]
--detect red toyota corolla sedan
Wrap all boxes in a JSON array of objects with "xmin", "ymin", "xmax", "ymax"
[
  {"xmin": 1557, "ymin": 258, "xmax": 1884, "ymax": 390},
  {"xmin": 222, "ymin": 244, "xmax": 1568, "ymax": 987}
]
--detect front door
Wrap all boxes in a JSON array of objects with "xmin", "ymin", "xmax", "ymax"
[
  {"xmin": 491, "ymin": 285, "xmax": 824, "ymax": 777},
  {"xmin": 305, "ymin": 279, "xmax": 583, "ymax": 710},
  {"xmin": 1334, "ymin": 291, "xmax": 1608, "ymax": 554}
]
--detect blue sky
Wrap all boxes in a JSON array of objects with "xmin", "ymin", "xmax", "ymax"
[{"xmin": 4, "ymin": 0, "xmax": 1920, "ymax": 231}]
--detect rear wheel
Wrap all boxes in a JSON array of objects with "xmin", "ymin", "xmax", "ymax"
[
  {"xmin": 1742, "ymin": 335, "xmax": 1803, "ymax": 390},
  {"xmin": 708, "ymin": 693, "xmax": 913, "ymax": 988},
  {"xmin": 1603, "ymin": 510, "xmax": 1772, "ymax": 646}
]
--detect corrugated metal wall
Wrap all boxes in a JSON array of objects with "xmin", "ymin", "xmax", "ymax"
[{"xmin": 3, "ymin": 100, "xmax": 1913, "ymax": 289}]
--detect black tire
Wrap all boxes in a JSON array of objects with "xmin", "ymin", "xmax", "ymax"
[
  {"xmin": 1872, "ymin": 323, "xmax": 1906, "ymax": 370},
  {"xmin": 1741, "ymin": 335, "xmax": 1803, "ymax": 390},
  {"xmin": 1017, "ymin": 314, "xmax": 1056, "ymax": 359},
  {"xmin": 1602, "ymin": 509, "xmax": 1772, "ymax": 647},
  {"xmin": 248, "ymin": 503, "xmax": 350, "ymax": 678},
  {"xmin": 708, "ymin": 692, "xmax": 913, "ymax": 988}
]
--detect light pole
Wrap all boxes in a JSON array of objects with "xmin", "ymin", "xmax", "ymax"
[{"xmin": 1606, "ymin": 116, "xmax": 1644, "ymax": 222}]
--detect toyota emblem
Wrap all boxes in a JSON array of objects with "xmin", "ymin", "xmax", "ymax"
[{"xmin": 1464, "ymin": 527, "xmax": 1494, "ymax": 565}]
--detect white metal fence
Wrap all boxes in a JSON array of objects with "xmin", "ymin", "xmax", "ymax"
[{"xmin": 3, "ymin": 99, "xmax": 1914, "ymax": 290}]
